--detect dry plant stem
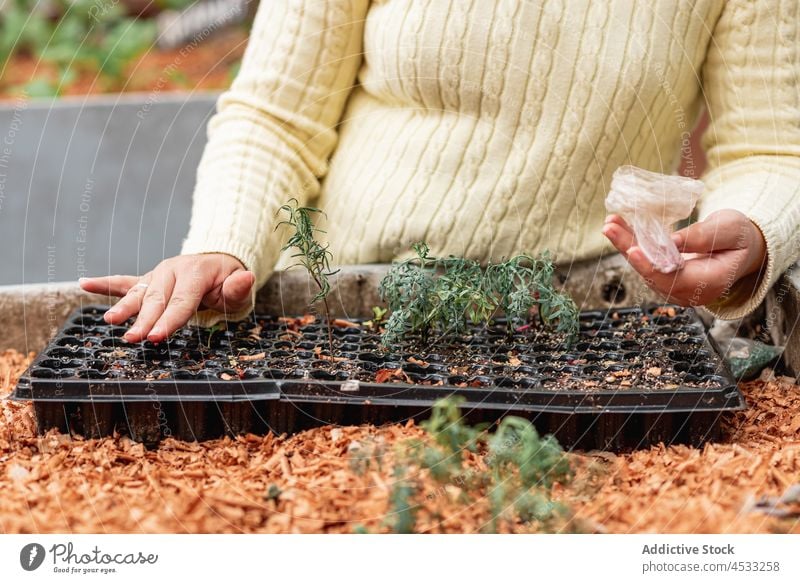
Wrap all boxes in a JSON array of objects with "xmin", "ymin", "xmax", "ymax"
[{"xmin": 319, "ymin": 288, "xmax": 334, "ymax": 356}]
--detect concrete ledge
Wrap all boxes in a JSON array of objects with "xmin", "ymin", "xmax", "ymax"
[
  {"xmin": 767, "ymin": 266, "xmax": 800, "ymax": 375},
  {"xmin": 0, "ymin": 255, "xmax": 661, "ymax": 353}
]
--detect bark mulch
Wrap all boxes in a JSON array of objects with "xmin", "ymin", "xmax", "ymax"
[{"xmin": 1, "ymin": 349, "xmax": 798, "ymax": 533}]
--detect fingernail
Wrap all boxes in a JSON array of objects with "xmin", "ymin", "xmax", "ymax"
[
  {"xmin": 78, "ymin": 277, "xmax": 87, "ymax": 282},
  {"xmin": 123, "ymin": 327, "xmax": 140, "ymax": 341},
  {"xmin": 602, "ymin": 225, "xmax": 614, "ymax": 238},
  {"xmin": 604, "ymin": 216, "xmax": 614, "ymax": 224}
]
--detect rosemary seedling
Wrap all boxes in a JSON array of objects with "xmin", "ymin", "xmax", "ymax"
[
  {"xmin": 379, "ymin": 243, "xmax": 578, "ymax": 346},
  {"xmin": 379, "ymin": 242, "xmax": 437, "ymax": 344},
  {"xmin": 277, "ymin": 199, "xmax": 339, "ymax": 355}
]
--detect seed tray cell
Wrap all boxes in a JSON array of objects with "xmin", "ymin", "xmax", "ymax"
[{"xmin": 13, "ymin": 304, "xmax": 744, "ymax": 450}]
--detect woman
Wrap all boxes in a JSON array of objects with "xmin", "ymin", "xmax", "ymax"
[{"xmin": 81, "ymin": 0, "xmax": 800, "ymax": 343}]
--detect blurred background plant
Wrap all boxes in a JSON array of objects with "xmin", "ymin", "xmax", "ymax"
[
  {"xmin": 0, "ymin": 0, "xmax": 248, "ymax": 98},
  {"xmin": 376, "ymin": 397, "xmax": 575, "ymax": 534}
]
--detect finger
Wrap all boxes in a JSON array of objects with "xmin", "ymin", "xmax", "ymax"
[
  {"xmin": 103, "ymin": 275, "xmax": 152, "ymax": 325},
  {"xmin": 79, "ymin": 275, "xmax": 140, "ymax": 297},
  {"xmin": 627, "ymin": 246, "xmax": 665, "ymax": 279},
  {"xmin": 602, "ymin": 222, "xmax": 636, "ymax": 256},
  {"xmin": 124, "ymin": 271, "xmax": 176, "ymax": 343},
  {"xmin": 671, "ymin": 216, "xmax": 746, "ymax": 254},
  {"xmin": 626, "ymin": 246, "xmax": 697, "ymax": 305},
  {"xmin": 201, "ymin": 271, "xmax": 254, "ymax": 312},
  {"xmin": 148, "ymin": 279, "xmax": 205, "ymax": 343},
  {"xmin": 220, "ymin": 271, "xmax": 255, "ymax": 311},
  {"xmin": 604, "ymin": 214, "xmax": 633, "ymax": 231},
  {"xmin": 627, "ymin": 246, "xmax": 684, "ymax": 294}
]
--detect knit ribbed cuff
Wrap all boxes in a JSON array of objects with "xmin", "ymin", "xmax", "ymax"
[
  {"xmin": 703, "ymin": 212, "xmax": 777, "ymax": 320},
  {"xmin": 698, "ymin": 160, "xmax": 800, "ymax": 320}
]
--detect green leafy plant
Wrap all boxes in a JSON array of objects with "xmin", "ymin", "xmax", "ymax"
[
  {"xmin": 379, "ymin": 242, "xmax": 578, "ymax": 346},
  {"xmin": 157, "ymin": 0, "xmax": 202, "ymax": 10},
  {"xmin": 484, "ymin": 415, "xmax": 572, "ymax": 532},
  {"xmin": 389, "ymin": 396, "xmax": 573, "ymax": 533},
  {"xmin": 363, "ymin": 305, "xmax": 388, "ymax": 330},
  {"xmin": 205, "ymin": 322, "xmax": 224, "ymax": 350},
  {"xmin": 277, "ymin": 199, "xmax": 339, "ymax": 355},
  {"xmin": 384, "ymin": 465, "xmax": 419, "ymax": 534},
  {"xmin": 0, "ymin": 0, "xmax": 51, "ymax": 68},
  {"xmin": 264, "ymin": 483, "xmax": 282, "ymax": 501},
  {"xmin": 1, "ymin": 0, "xmax": 156, "ymax": 94}
]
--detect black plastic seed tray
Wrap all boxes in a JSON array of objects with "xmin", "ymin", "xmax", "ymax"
[{"xmin": 13, "ymin": 304, "xmax": 744, "ymax": 450}]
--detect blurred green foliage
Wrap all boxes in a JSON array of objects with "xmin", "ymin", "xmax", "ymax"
[
  {"xmin": 377, "ymin": 397, "xmax": 573, "ymax": 534},
  {"xmin": 158, "ymin": 0, "xmax": 199, "ymax": 10},
  {"xmin": 1, "ymin": 0, "xmax": 157, "ymax": 95}
]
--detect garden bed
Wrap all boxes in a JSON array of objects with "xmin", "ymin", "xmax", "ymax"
[
  {"xmin": 0, "ymin": 0, "xmax": 247, "ymax": 100},
  {"xmin": 0, "ymin": 27, "xmax": 245, "ymax": 100},
  {"xmin": 1, "ymin": 348, "xmax": 798, "ymax": 533}
]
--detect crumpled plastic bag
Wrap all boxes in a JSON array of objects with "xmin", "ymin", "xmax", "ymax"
[{"xmin": 605, "ymin": 165, "xmax": 705, "ymax": 273}]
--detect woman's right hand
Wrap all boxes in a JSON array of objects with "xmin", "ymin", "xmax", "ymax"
[{"xmin": 79, "ymin": 253, "xmax": 255, "ymax": 344}]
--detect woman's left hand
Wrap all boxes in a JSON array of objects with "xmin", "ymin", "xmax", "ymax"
[{"xmin": 602, "ymin": 209, "xmax": 767, "ymax": 307}]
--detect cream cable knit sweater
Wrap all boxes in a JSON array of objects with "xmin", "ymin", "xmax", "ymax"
[{"xmin": 181, "ymin": 0, "xmax": 800, "ymax": 325}]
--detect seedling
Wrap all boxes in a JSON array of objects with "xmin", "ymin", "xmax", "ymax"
[
  {"xmin": 484, "ymin": 415, "xmax": 572, "ymax": 531},
  {"xmin": 379, "ymin": 243, "xmax": 578, "ymax": 346},
  {"xmin": 379, "ymin": 242, "xmax": 438, "ymax": 344},
  {"xmin": 390, "ymin": 396, "xmax": 572, "ymax": 533},
  {"xmin": 265, "ymin": 484, "xmax": 282, "ymax": 501},
  {"xmin": 205, "ymin": 323, "xmax": 224, "ymax": 350},
  {"xmin": 384, "ymin": 465, "xmax": 419, "ymax": 534},
  {"xmin": 363, "ymin": 306, "xmax": 388, "ymax": 329},
  {"xmin": 277, "ymin": 199, "xmax": 339, "ymax": 355}
]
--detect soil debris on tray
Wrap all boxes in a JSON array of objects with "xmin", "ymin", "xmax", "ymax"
[
  {"xmin": 1, "ymin": 348, "xmax": 799, "ymax": 534},
  {"xmin": 24, "ymin": 305, "xmax": 731, "ymax": 393}
]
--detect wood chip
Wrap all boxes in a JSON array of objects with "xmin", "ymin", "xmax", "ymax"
[
  {"xmin": 312, "ymin": 346, "xmax": 347, "ymax": 363},
  {"xmin": 1, "ymin": 349, "xmax": 798, "ymax": 534},
  {"xmin": 375, "ymin": 368, "xmax": 411, "ymax": 384},
  {"xmin": 246, "ymin": 325, "xmax": 263, "ymax": 342},
  {"xmin": 653, "ymin": 306, "xmax": 677, "ymax": 318},
  {"xmin": 278, "ymin": 315, "xmax": 316, "ymax": 330}
]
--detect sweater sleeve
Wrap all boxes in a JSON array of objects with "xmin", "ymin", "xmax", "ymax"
[
  {"xmin": 180, "ymin": 0, "xmax": 368, "ymax": 326},
  {"xmin": 697, "ymin": 0, "xmax": 800, "ymax": 320}
]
